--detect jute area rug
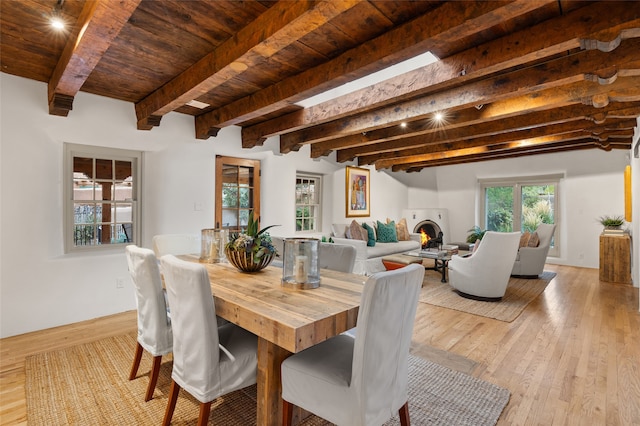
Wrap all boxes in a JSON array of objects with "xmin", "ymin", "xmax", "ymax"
[
  {"xmin": 420, "ymin": 270, "xmax": 556, "ymax": 322},
  {"xmin": 26, "ymin": 333, "xmax": 510, "ymax": 425}
]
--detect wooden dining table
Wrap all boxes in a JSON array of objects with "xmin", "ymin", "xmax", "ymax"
[{"xmin": 178, "ymin": 255, "xmax": 365, "ymax": 426}]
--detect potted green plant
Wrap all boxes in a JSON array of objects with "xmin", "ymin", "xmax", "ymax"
[
  {"xmin": 598, "ymin": 215, "xmax": 624, "ymax": 230},
  {"xmin": 225, "ymin": 212, "xmax": 279, "ymax": 272},
  {"xmin": 466, "ymin": 226, "xmax": 487, "ymax": 243}
]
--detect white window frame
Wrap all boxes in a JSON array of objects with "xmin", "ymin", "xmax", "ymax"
[
  {"xmin": 64, "ymin": 143, "xmax": 141, "ymax": 253},
  {"xmin": 479, "ymin": 173, "xmax": 562, "ymax": 257},
  {"xmin": 295, "ymin": 173, "xmax": 322, "ymax": 233}
]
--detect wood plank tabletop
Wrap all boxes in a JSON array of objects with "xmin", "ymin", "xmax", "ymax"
[{"xmin": 178, "ymin": 255, "xmax": 365, "ymax": 353}]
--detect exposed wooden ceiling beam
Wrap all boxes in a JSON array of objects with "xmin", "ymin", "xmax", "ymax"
[
  {"xmin": 240, "ymin": 2, "xmax": 640, "ymax": 149},
  {"xmin": 48, "ymin": 0, "xmax": 141, "ymax": 116},
  {"xmin": 134, "ymin": 0, "xmax": 361, "ymax": 130},
  {"xmin": 312, "ymin": 102, "xmax": 640, "ymax": 158},
  {"xmin": 331, "ymin": 76, "xmax": 640, "ymax": 163},
  {"xmin": 370, "ymin": 119, "xmax": 637, "ymax": 169},
  {"xmin": 315, "ymin": 52, "xmax": 637, "ymax": 162},
  {"xmin": 401, "ymin": 143, "xmax": 628, "ymax": 171},
  {"xmin": 194, "ymin": 0, "xmax": 555, "ymax": 141},
  {"xmin": 395, "ymin": 135, "xmax": 632, "ymax": 171}
]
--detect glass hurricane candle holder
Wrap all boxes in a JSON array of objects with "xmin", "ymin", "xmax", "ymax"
[
  {"xmin": 200, "ymin": 228, "xmax": 227, "ymax": 263},
  {"xmin": 281, "ymin": 238, "xmax": 320, "ymax": 289}
]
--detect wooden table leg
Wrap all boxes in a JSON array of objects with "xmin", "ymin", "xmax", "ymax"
[{"xmin": 256, "ymin": 337, "xmax": 291, "ymax": 426}]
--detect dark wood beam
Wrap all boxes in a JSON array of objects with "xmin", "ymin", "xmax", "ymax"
[
  {"xmin": 241, "ymin": 2, "xmax": 640, "ymax": 149},
  {"xmin": 283, "ymin": 37, "xmax": 640, "ymax": 154},
  {"xmin": 401, "ymin": 143, "xmax": 628, "ymax": 171},
  {"xmin": 217, "ymin": 0, "xmax": 556, "ymax": 144},
  {"xmin": 314, "ymin": 102, "xmax": 640, "ymax": 159},
  {"xmin": 332, "ymin": 75, "xmax": 640, "ymax": 163},
  {"xmin": 394, "ymin": 133, "xmax": 632, "ymax": 171},
  {"xmin": 400, "ymin": 138, "xmax": 632, "ymax": 171},
  {"xmin": 48, "ymin": 0, "xmax": 141, "ymax": 116},
  {"xmin": 134, "ymin": 0, "xmax": 361, "ymax": 130},
  {"xmin": 369, "ymin": 118, "xmax": 637, "ymax": 169}
]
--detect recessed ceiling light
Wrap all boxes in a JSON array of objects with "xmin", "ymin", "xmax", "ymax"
[
  {"xmin": 400, "ymin": 122, "xmax": 407, "ymax": 128},
  {"xmin": 434, "ymin": 112, "xmax": 443, "ymax": 121},
  {"xmin": 50, "ymin": 0, "xmax": 65, "ymax": 30},
  {"xmin": 50, "ymin": 17, "xmax": 65, "ymax": 29}
]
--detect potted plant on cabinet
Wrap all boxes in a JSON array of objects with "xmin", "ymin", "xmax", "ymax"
[{"xmin": 598, "ymin": 215, "xmax": 625, "ymax": 233}]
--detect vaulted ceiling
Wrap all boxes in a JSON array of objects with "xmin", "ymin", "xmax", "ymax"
[{"xmin": 2, "ymin": 0, "xmax": 639, "ymax": 171}]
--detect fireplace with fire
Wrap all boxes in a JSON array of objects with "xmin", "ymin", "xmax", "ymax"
[
  {"xmin": 417, "ymin": 221, "xmax": 444, "ymax": 250},
  {"xmin": 402, "ymin": 208, "xmax": 451, "ymax": 249}
]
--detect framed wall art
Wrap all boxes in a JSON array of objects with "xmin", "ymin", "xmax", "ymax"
[{"xmin": 345, "ymin": 166, "xmax": 370, "ymax": 217}]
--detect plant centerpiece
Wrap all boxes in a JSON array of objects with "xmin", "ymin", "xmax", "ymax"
[
  {"xmin": 225, "ymin": 212, "xmax": 278, "ymax": 272},
  {"xmin": 598, "ymin": 215, "xmax": 625, "ymax": 230}
]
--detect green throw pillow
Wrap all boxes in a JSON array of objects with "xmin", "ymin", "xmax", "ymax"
[
  {"xmin": 362, "ymin": 222, "xmax": 376, "ymax": 247},
  {"xmin": 376, "ymin": 220, "xmax": 398, "ymax": 242}
]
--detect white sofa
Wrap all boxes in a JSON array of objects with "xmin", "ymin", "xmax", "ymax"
[{"xmin": 331, "ymin": 223, "xmax": 421, "ymax": 275}]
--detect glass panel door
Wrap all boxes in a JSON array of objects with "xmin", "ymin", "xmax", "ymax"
[{"xmin": 215, "ymin": 156, "xmax": 260, "ymax": 233}]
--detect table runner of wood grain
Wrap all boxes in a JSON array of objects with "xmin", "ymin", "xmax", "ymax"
[
  {"xmin": 420, "ymin": 271, "xmax": 556, "ymax": 322},
  {"xmin": 25, "ymin": 333, "xmax": 510, "ymax": 425}
]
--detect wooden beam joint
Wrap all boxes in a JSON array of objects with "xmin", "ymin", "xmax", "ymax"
[
  {"xmin": 136, "ymin": 115, "xmax": 163, "ymax": 131},
  {"xmin": 48, "ymin": 93, "xmax": 74, "ymax": 117}
]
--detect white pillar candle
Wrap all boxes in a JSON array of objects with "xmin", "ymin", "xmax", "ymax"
[
  {"xmin": 210, "ymin": 239, "xmax": 218, "ymax": 259},
  {"xmin": 295, "ymin": 255, "xmax": 308, "ymax": 283}
]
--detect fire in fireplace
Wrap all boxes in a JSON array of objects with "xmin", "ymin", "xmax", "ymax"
[{"xmin": 416, "ymin": 220, "xmax": 443, "ymax": 250}]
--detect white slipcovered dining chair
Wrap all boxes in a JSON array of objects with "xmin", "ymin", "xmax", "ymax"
[
  {"xmin": 448, "ymin": 231, "xmax": 521, "ymax": 301},
  {"xmin": 160, "ymin": 255, "xmax": 258, "ymax": 426},
  {"xmin": 125, "ymin": 245, "xmax": 172, "ymax": 402},
  {"xmin": 511, "ymin": 223, "xmax": 556, "ymax": 278},
  {"xmin": 281, "ymin": 263, "xmax": 425, "ymax": 426},
  {"xmin": 152, "ymin": 234, "xmax": 200, "ymax": 257}
]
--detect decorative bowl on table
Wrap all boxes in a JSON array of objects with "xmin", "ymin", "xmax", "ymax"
[
  {"xmin": 225, "ymin": 248, "xmax": 275, "ymax": 272},
  {"xmin": 224, "ymin": 212, "xmax": 278, "ymax": 273}
]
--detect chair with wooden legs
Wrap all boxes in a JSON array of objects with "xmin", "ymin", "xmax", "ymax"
[
  {"xmin": 125, "ymin": 245, "xmax": 173, "ymax": 402},
  {"xmin": 281, "ymin": 263, "xmax": 425, "ymax": 426},
  {"xmin": 160, "ymin": 255, "xmax": 258, "ymax": 426}
]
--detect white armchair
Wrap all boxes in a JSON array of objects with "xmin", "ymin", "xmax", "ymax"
[
  {"xmin": 511, "ymin": 223, "xmax": 556, "ymax": 278},
  {"xmin": 448, "ymin": 231, "xmax": 521, "ymax": 301}
]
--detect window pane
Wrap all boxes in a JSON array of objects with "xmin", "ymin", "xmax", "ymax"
[
  {"xmin": 74, "ymin": 225, "xmax": 96, "ymax": 246},
  {"xmin": 113, "ymin": 181, "xmax": 132, "ymax": 201},
  {"xmin": 521, "ymin": 184, "xmax": 555, "ymax": 232},
  {"xmin": 239, "ymin": 187, "xmax": 251, "ymax": 208},
  {"xmin": 485, "ymin": 186, "xmax": 513, "ymax": 232},
  {"xmin": 96, "ymin": 159, "xmax": 112, "ymax": 179},
  {"xmin": 113, "ymin": 203, "xmax": 132, "ymax": 222},
  {"xmin": 115, "ymin": 160, "xmax": 132, "ymax": 181},
  {"xmin": 222, "ymin": 209, "xmax": 238, "ymax": 228},
  {"xmin": 73, "ymin": 157, "xmax": 92, "ymax": 178},
  {"xmin": 74, "ymin": 203, "xmax": 97, "ymax": 225},
  {"xmin": 239, "ymin": 209, "xmax": 250, "ymax": 228},
  {"xmin": 73, "ymin": 180, "xmax": 97, "ymax": 201},
  {"xmin": 222, "ymin": 186, "xmax": 238, "ymax": 208}
]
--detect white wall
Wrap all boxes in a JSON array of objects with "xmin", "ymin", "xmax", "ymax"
[{"xmin": 0, "ymin": 74, "xmax": 411, "ymax": 337}]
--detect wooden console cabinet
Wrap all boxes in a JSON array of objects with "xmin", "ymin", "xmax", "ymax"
[{"xmin": 599, "ymin": 234, "xmax": 632, "ymax": 284}]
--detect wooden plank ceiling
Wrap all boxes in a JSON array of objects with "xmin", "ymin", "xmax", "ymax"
[{"xmin": 2, "ymin": 0, "xmax": 639, "ymax": 171}]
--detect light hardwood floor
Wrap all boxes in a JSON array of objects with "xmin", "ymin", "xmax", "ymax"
[{"xmin": 1, "ymin": 264, "xmax": 639, "ymax": 425}]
